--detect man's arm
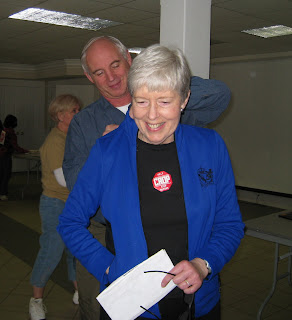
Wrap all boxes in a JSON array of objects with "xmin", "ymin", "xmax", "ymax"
[
  {"xmin": 63, "ymin": 117, "xmax": 90, "ymax": 191},
  {"xmin": 63, "ymin": 116, "xmax": 107, "ymax": 225},
  {"xmin": 181, "ymin": 76, "xmax": 231, "ymax": 127}
]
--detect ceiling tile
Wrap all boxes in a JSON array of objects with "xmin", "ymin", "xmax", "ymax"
[
  {"xmin": 131, "ymin": 16, "xmax": 160, "ymax": 29},
  {"xmin": 0, "ymin": 0, "xmax": 292, "ymax": 66},
  {"xmin": 122, "ymin": 0, "xmax": 160, "ymax": 14},
  {"xmin": 33, "ymin": 0, "xmax": 114, "ymax": 15},
  {"xmin": 88, "ymin": 6, "xmax": 157, "ymax": 23}
]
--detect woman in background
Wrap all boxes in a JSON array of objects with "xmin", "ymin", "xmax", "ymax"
[
  {"xmin": 29, "ymin": 95, "xmax": 81, "ymax": 320},
  {"xmin": 0, "ymin": 114, "xmax": 28, "ymax": 200}
]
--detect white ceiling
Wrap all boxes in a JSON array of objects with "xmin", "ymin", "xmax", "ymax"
[{"xmin": 0, "ymin": 0, "xmax": 292, "ymax": 66}]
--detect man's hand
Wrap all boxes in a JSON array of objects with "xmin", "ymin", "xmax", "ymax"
[
  {"xmin": 102, "ymin": 124, "xmax": 119, "ymax": 136},
  {"xmin": 161, "ymin": 258, "xmax": 209, "ymax": 294}
]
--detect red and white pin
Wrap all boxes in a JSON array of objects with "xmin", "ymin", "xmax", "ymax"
[{"xmin": 152, "ymin": 171, "xmax": 173, "ymax": 192}]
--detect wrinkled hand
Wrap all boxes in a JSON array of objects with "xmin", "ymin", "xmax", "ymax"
[
  {"xmin": 102, "ymin": 124, "xmax": 119, "ymax": 136},
  {"xmin": 161, "ymin": 258, "xmax": 208, "ymax": 294}
]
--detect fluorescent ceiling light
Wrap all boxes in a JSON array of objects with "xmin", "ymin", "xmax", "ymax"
[
  {"xmin": 9, "ymin": 8, "xmax": 122, "ymax": 31},
  {"xmin": 242, "ymin": 25, "xmax": 292, "ymax": 38},
  {"xmin": 128, "ymin": 47, "xmax": 144, "ymax": 54}
]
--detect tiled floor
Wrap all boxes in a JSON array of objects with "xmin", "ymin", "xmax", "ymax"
[{"xmin": 0, "ymin": 173, "xmax": 291, "ymax": 319}]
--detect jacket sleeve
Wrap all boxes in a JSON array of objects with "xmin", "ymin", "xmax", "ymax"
[
  {"xmin": 58, "ymin": 142, "xmax": 114, "ymax": 284},
  {"xmin": 195, "ymin": 131, "xmax": 244, "ymax": 278},
  {"xmin": 181, "ymin": 76, "xmax": 231, "ymax": 127},
  {"xmin": 63, "ymin": 116, "xmax": 90, "ymax": 191}
]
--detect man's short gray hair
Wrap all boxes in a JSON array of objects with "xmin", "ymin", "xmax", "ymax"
[
  {"xmin": 81, "ymin": 36, "xmax": 128, "ymax": 74},
  {"xmin": 128, "ymin": 44, "xmax": 191, "ymax": 102}
]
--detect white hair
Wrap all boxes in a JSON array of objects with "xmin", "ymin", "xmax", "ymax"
[{"xmin": 128, "ymin": 44, "xmax": 191, "ymax": 101}]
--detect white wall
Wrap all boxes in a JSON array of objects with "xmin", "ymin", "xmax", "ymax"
[
  {"xmin": 1, "ymin": 56, "xmax": 291, "ymax": 196},
  {"xmin": 0, "ymin": 77, "xmax": 98, "ymax": 171},
  {"xmin": 0, "ymin": 79, "xmax": 46, "ymax": 171},
  {"xmin": 56, "ymin": 84, "xmax": 96, "ymax": 110},
  {"xmin": 209, "ymin": 56, "xmax": 292, "ymax": 195},
  {"xmin": 48, "ymin": 78, "xmax": 99, "ymax": 130}
]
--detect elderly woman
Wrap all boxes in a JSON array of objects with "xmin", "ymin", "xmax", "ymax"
[
  {"xmin": 29, "ymin": 95, "xmax": 81, "ymax": 320},
  {"xmin": 58, "ymin": 45, "xmax": 244, "ymax": 320}
]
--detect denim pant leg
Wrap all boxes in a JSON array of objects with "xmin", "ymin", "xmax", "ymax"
[
  {"xmin": 65, "ymin": 246, "xmax": 76, "ymax": 282},
  {"xmin": 30, "ymin": 195, "xmax": 74, "ymax": 287}
]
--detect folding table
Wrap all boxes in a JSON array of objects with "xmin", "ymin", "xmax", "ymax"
[{"xmin": 245, "ymin": 210, "xmax": 292, "ymax": 320}]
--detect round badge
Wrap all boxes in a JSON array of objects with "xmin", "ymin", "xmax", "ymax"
[{"xmin": 152, "ymin": 171, "xmax": 173, "ymax": 192}]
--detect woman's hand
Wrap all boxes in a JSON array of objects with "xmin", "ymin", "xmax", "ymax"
[{"xmin": 161, "ymin": 258, "xmax": 209, "ymax": 294}]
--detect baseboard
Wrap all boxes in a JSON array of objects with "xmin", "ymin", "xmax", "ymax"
[{"xmin": 236, "ymin": 188, "xmax": 292, "ymax": 210}]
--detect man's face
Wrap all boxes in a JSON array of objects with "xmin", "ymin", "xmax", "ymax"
[{"xmin": 85, "ymin": 39, "xmax": 132, "ymax": 103}]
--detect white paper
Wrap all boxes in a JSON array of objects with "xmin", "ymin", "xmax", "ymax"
[{"xmin": 97, "ymin": 249, "xmax": 176, "ymax": 320}]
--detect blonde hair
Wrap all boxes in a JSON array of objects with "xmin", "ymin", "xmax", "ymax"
[{"xmin": 48, "ymin": 94, "xmax": 82, "ymax": 123}]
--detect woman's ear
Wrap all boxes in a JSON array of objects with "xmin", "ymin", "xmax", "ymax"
[
  {"xmin": 129, "ymin": 105, "xmax": 134, "ymax": 119},
  {"xmin": 57, "ymin": 112, "xmax": 64, "ymax": 122},
  {"xmin": 126, "ymin": 50, "xmax": 132, "ymax": 66},
  {"xmin": 181, "ymin": 90, "xmax": 191, "ymax": 111}
]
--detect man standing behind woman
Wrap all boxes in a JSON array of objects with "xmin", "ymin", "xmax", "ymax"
[{"xmin": 29, "ymin": 94, "xmax": 81, "ymax": 320}]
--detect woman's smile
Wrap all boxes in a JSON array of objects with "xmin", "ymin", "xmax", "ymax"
[{"xmin": 146, "ymin": 122, "xmax": 165, "ymax": 130}]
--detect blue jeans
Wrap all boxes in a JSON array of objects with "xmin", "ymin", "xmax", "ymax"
[{"xmin": 30, "ymin": 194, "xmax": 76, "ymax": 287}]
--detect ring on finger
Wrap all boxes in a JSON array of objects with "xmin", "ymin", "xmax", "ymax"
[{"xmin": 185, "ymin": 280, "xmax": 191, "ymax": 287}]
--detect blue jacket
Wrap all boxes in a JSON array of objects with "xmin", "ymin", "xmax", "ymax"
[
  {"xmin": 58, "ymin": 113, "xmax": 244, "ymax": 318},
  {"xmin": 63, "ymin": 76, "xmax": 231, "ymax": 223}
]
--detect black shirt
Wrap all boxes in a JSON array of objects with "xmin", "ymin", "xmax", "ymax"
[{"xmin": 137, "ymin": 138, "xmax": 190, "ymax": 319}]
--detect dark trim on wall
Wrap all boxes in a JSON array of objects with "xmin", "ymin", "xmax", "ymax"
[{"xmin": 236, "ymin": 186, "xmax": 292, "ymax": 199}]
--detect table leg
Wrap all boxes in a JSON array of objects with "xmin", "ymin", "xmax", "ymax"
[
  {"xmin": 288, "ymin": 247, "xmax": 292, "ymax": 286},
  {"xmin": 257, "ymin": 244, "xmax": 292, "ymax": 320},
  {"xmin": 257, "ymin": 243, "xmax": 279, "ymax": 320},
  {"xmin": 21, "ymin": 159, "xmax": 31, "ymax": 200}
]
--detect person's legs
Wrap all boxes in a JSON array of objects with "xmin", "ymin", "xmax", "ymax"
[
  {"xmin": 65, "ymin": 246, "xmax": 78, "ymax": 303},
  {"xmin": 77, "ymin": 220, "xmax": 106, "ymax": 320},
  {"xmin": 0, "ymin": 154, "xmax": 11, "ymax": 197},
  {"xmin": 30, "ymin": 195, "xmax": 66, "ymax": 291},
  {"xmin": 29, "ymin": 195, "xmax": 66, "ymax": 320},
  {"xmin": 0, "ymin": 156, "xmax": 6, "ymax": 195},
  {"xmin": 65, "ymin": 246, "xmax": 76, "ymax": 283}
]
